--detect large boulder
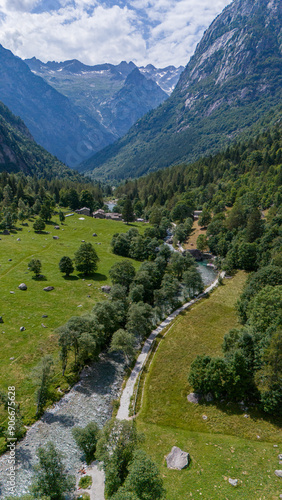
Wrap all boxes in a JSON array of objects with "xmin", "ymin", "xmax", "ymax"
[
  {"xmin": 18, "ymin": 283, "xmax": 27, "ymax": 291},
  {"xmin": 101, "ymin": 285, "xmax": 111, "ymax": 293},
  {"xmin": 228, "ymin": 478, "xmax": 238, "ymax": 487},
  {"xmin": 166, "ymin": 446, "xmax": 189, "ymax": 470},
  {"xmin": 43, "ymin": 286, "xmax": 54, "ymax": 292},
  {"xmin": 187, "ymin": 392, "xmax": 201, "ymax": 404},
  {"xmin": 275, "ymin": 470, "xmax": 282, "ymax": 478}
]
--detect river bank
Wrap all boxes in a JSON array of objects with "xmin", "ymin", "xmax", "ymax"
[{"xmin": 0, "ymin": 354, "xmax": 124, "ymax": 499}]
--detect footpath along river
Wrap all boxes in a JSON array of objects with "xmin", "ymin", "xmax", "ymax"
[{"xmin": 0, "ymin": 265, "xmax": 216, "ymax": 499}]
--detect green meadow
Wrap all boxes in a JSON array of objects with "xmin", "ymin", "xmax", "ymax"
[
  {"xmin": 0, "ymin": 214, "xmax": 147, "ymax": 427},
  {"xmin": 136, "ymin": 272, "xmax": 282, "ymax": 499}
]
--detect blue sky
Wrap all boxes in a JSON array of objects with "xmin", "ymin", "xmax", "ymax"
[{"xmin": 0, "ymin": 0, "xmax": 232, "ymax": 67}]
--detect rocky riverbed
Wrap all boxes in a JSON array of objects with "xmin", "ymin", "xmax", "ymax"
[{"xmin": 0, "ymin": 354, "xmax": 124, "ymax": 499}]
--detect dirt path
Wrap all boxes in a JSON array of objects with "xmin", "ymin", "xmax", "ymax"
[
  {"xmin": 116, "ymin": 273, "xmax": 224, "ymax": 421},
  {"xmin": 75, "ymin": 461, "xmax": 105, "ymax": 500}
]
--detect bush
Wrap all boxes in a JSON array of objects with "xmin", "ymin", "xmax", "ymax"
[{"xmin": 78, "ymin": 475, "xmax": 93, "ymax": 489}]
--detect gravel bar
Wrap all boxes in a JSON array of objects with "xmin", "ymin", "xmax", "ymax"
[{"xmin": 0, "ymin": 354, "xmax": 124, "ymax": 499}]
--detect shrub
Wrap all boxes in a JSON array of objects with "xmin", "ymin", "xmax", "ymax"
[{"xmin": 78, "ymin": 475, "xmax": 93, "ymax": 489}]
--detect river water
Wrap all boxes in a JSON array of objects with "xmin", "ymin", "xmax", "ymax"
[
  {"xmin": 106, "ymin": 201, "xmax": 117, "ymax": 212},
  {"xmin": 0, "ymin": 354, "xmax": 125, "ymax": 499},
  {"xmin": 0, "ymin": 233, "xmax": 216, "ymax": 498},
  {"xmin": 164, "ymin": 239, "xmax": 216, "ymax": 286},
  {"xmin": 197, "ymin": 261, "xmax": 217, "ymax": 286}
]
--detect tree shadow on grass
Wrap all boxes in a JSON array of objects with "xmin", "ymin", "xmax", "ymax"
[
  {"xmin": 46, "ymin": 220, "xmax": 58, "ymax": 226},
  {"xmin": 32, "ymin": 274, "xmax": 47, "ymax": 281},
  {"xmin": 77, "ymin": 272, "xmax": 107, "ymax": 282},
  {"xmin": 197, "ymin": 397, "xmax": 282, "ymax": 428},
  {"xmin": 63, "ymin": 275, "xmax": 79, "ymax": 281}
]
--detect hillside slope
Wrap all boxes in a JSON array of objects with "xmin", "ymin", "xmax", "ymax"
[
  {"xmin": 0, "ymin": 45, "xmax": 113, "ymax": 167},
  {"xmin": 81, "ymin": 0, "xmax": 282, "ymax": 181},
  {"xmin": 0, "ymin": 100, "xmax": 81, "ymax": 179}
]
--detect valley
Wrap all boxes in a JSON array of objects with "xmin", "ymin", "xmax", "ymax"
[
  {"xmin": 0, "ymin": 0, "xmax": 281, "ymax": 498},
  {"xmin": 0, "ymin": 214, "xmax": 147, "ymax": 434},
  {"xmin": 136, "ymin": 273, "xmax": 282, "ymax": 498}
]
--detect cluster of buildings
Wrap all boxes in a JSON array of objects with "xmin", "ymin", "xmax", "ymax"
[{"xmin": 75, "ymin": 207, "xmax": 123, "ymax": 221}]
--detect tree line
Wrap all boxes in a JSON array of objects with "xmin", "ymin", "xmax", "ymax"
[{"xmin": 0, "ymin": 170, "xmax": 110, "ymax": 230}]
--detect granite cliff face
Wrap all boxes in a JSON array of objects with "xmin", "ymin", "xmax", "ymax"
[
  {"xmin": 81, "ymin": 0, "xmax": 282, "ymax": 180},
  {"xmin": 176, "ymin": 0, "xmax": 281, "ymax": 122}
]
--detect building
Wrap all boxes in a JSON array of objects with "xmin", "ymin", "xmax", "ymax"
[
  {"xmin": 105, "ymin": 212, "xmax": 123, "ymax": 221},
  {"xmin": 75, "ymin": 207, "xmax": 91, "ymax": 216},
  {"xmin": 93, "ymin": 209, "xmax": 106, "ymax": 219},
  {"xmin": 93, "ymin": 209, "xmax": 122, "ymax": 221}
]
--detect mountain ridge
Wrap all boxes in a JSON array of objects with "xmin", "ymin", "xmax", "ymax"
[
  {"xmin": 0, "ymin": 44, "xmax": 113, "ymax": 167},
  {"xmin": 80, "ymin": 0, "xmax": 282, "ymax": 181},
  {"xmin": 24, "ymin": 57, "xmax": 183, "ymax": 158}
]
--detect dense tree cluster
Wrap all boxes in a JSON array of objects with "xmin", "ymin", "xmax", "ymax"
[
  {"xmin": 0, "ymin": 170, "xmax": 106, "ymax": 230},
  {"xmin": 96, "ymin": 420, "xmax": 165, "ymax": 500},
  {"xmin": 114, "ymin": 124, "xmax": 282, "ymax": 417},
  {"xmin": 115, "ymin": 125, "xmax": 282, "ymax": 213},
  {"xmin": 189, "ymin": 266, "xmax": 282, "ymax": 414},
  {"xmin": 57, "ymin": 227, "xmax": 203, "ymax": 374}
]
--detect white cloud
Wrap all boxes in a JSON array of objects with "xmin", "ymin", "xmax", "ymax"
[
  {"xmin": 3, "ymin": 0, "xmax": 40, "ymax": 11},
  {"xmin": 0, "ymin": 0, "xmax": 232, "ymax": 66}
]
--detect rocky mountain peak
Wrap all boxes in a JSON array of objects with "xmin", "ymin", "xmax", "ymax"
[
  {"xmin": 81, "ymin": 0, "xmax": 282, "ymax": 180},
  {"xmin": 176, "ymin": 0, "xmax": 282, "ymax": 122}
]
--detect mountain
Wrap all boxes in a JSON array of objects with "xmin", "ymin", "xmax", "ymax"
[
  {"xmin": 25, "ymin": 57, "xmax": 182, "ymax": 143},
  {"xmin": 0, "ymin": 100, "xmax": 81, "ymax": 179},
  {"xmin": 108, "ymin": 68, "xmax": 167, "ymax": 137},
  {"xmin": 80, "ymin": 0, "xmax": 282, "ymax": 181},
  {"xmin": 139, "ymin": 64, "xmax": 184, "ymax": 94},
  {"xmin": 0, "ymin": 44, "xmax": 113, "ymax": 168}
]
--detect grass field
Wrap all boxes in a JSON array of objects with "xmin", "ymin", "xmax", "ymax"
[
  {"xmin": 0, "ymin": 213, "xmax": 147, "ymax": 426},
  {"xmin": 136, "ymin": 272, "xmax": 282, "ymax": 499},
  {"xmin": 183, "ymin": 219, "xmax": 207, "ymax": 251}
]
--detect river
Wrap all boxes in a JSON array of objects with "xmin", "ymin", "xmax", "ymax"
[{"xmin": 0, "ymin": 354, "xmax": 124, "ymax": 499}]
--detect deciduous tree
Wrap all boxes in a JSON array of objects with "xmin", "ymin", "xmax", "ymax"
[
  {"xmin": 110, "ymin": 329, "xmax": 135, "ymax": 365},
  {"xmin": 74, "ymin": 242, "xmax": 99, "ymax": 275},
  {"xmin": 28, "ymin": 258, "xmax": 42, "ymax": 277},
  {"xmin": 72, "ymin": 422, "xmax": 100, "ymax": 464},
  {"xmin": 109, "ymin": 261, "xmax": 136, "ymax": 290},
  {"xmin": 59, "ymin": 256, "xmax": 74, "ymax": 277},
  {"xmin": 32, "ymin": 355, "xmax": 54, "ymax": 416},
  {"xmin": 31, "ymin": 442, "xmax": 75, "ymax": 500}
]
